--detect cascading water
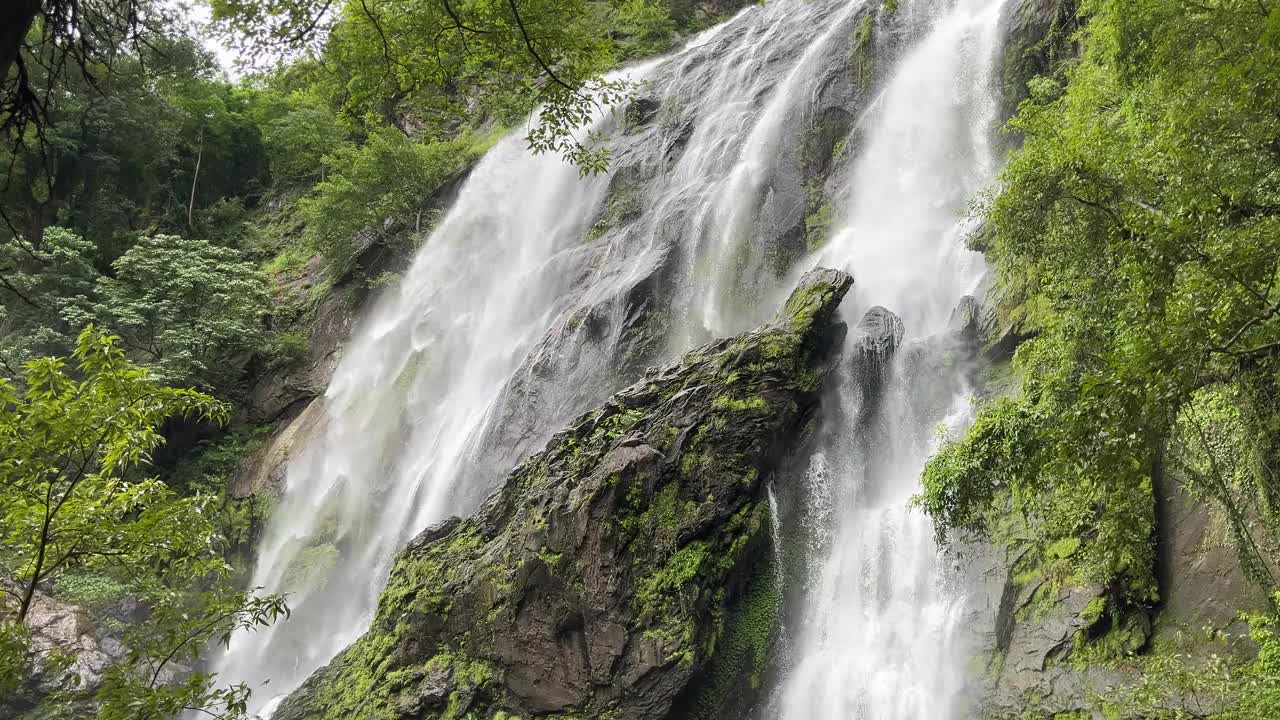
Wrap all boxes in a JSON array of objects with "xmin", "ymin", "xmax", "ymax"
[
  {"xmin": 774, "ymin": 1, "xmax": 1007, "ymax": 718},
  {"xmin": 216, "ymin": 117, "xmax": 621, "ymax": 711},
  {"xmin": 217, "ymin": 0, "xmax": 1011, "ymax": 716}
]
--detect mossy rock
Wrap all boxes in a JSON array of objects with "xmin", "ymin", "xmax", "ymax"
[{"xmin": 275, "ymin": 269, "xmax": 853, "ymax": 720}]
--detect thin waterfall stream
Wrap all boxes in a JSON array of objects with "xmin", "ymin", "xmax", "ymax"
[
  {"xmin": 216, "ymin": 1, "xmax": 1012, "ymax": 716},
  {"xmin": 776, "ymin": 2, "xmax": 1007, "ymax": 718}
]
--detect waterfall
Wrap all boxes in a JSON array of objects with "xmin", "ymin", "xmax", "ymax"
[
  {"xmin": 216, "ymin": 0, "xmax": 1010, "ymax": 716},
  {"xmin": 775, "ymin": 1, "xmax": 1007, "ymax": 719},
  {"xmin": 216, "ymin": 113, "xmax": 623, "ymax": 711}
]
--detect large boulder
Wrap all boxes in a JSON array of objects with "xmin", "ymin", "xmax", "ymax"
[
  {"xmin": 848, "ymin": 306, "xmax": 905, "ymax": 416},
  {"xmin": 274, "ymin": 268, "xmax": 853, "ymax": 720}
]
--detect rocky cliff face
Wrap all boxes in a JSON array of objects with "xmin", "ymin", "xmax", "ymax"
[{"xmin": 273, "ymin": 269, "xmax": 852, "ymax": 720}]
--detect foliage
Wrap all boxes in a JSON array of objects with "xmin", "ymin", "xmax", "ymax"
[
  {"xmin": 212, "ymin": 0, "xmax": 628, "ymax": 173},
  {"xmin": 0, "ymin": 327, "xmax": 227, "ymax": 623},
  {"xmin": 92, "ymin": 590, "xmax": 289, "ymax": 720},
  {"xmin": 95, "ymin": 234, "xmax": 270, "ymax": 389},
  {"xmin": 52, "ymin": 572, "xmax": 134, "ymax": 613},
  {"xmin": 1, "ymin": 229, "xmax": 269, "ymax": 392},
  {"xmin": 919, "ymin": 0, "xmax": 1280, "ymax": 600},
  {"xmin": 0, "ymin": 226, "xmax": 100, "ymax": 371},
  {"xmin": 1, "ymin": 31, "xmax": 270, "ymax": 252},
  {"xmin": 0, "ymin": 329, "xmax": 286, "ymax": 718},
  {"xmin": 300, "ymin": 127, "xmax": 493, "ymax": 272},
  {"xmin": 164, "ymin": 425, "xmax": 278, "ymax": 561},
  {"xmin": 0, "ymin": 0, "xmax": 179, "ymax": 144},
  {"xmin": 1170, "ymin": 385, "xmax": 1280, "ymax": 590},
  {"xmin": 258, "ymin": 90, "xmax": 350, "ymax": 184},
  {"xmin": 611, "ymin": 0, "xmax": 680, "ymax": 60}
]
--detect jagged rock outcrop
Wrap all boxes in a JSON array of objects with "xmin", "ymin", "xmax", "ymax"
[
  {"xmin": 948, "ymin": 295, "xmax": 983, "ymax": 347},
  {"xmin": 274, "ymin": 269, "xmax": 852, "ymax": 720},
  {"xmin": 848, "ymin": 306, "xmax": 904, "ymax": 416},
  {"xmin": 855, "ymin": 306, "xmax": 904, "ymax": 357},
  {"xmin": 971, "ymin": 559, "xmax": 1143, "ymax": 718},
  {"xmin": 0, "ymin": 585, "xmax": 156, "ymax": 719}
]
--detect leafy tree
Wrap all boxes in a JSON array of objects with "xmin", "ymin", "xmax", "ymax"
[
  {"xmin": 0, "ymin": 327, "xmax": 226, "ymax": 621},
  {"xmin": 919, "ymin": 0, "xmax": 1280, "ymax": 601},
  {"xmin": 300, "ymin": 127, "xmax": 492, "ymax": 271},
  {"xmin": 0, "ymin": 226, "xmax": 100, "ymax": 372},
  {"xmin": 1, "ymin": 28, "xmax": 269, "ymax": 253},
  {"xmin": 95, "ymin": 234, "xmax": 270, "ymax": 389},
  {"xmin": 0, "ymin": 0, "xmax": 174, "ymax": 143},
  {"xmin": 0, "ymin": 328, "xmax": 286, "ymax": 719},
  {"xmin": 211, "ymin": 0, "xmax": 631, "ymax": 172},
  {"xmin": 1, "ymin": 228, "xmax": 268, "ymax": 391},
  {"xmin": 90, "ymin": 588, "xmax": 288, "ymax": 720},
  {"xmin": 259, "ymin": 90, "xmax": 349, "ymax": 184}
]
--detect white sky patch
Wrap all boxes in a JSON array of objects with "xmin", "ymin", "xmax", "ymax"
[{"xmin": 168, "ymin": 0, "xmax": 242, "ymax": 78}]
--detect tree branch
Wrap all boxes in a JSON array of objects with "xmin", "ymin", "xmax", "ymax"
[{"xmin": 506, "ymin": 0, "xmax": 575, "ymax": 93}]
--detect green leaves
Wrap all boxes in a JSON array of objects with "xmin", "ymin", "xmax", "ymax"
[
  {"xmin": 93, "ymin": 591, "xmax": 289, "ymax": 720},
  {"xmin": 1, "ymin": 227, "xmax": 269, "ymax": 391},
  {"xmin": 300, "ymin": 127, "xmax": 495, "ymax": 272},
  {"xmin": 96, "ymin": 234, "xmax": 270, "ymax": 390},
  {"xmin": 0, "ymin": 329, "xmax": 286, "ymax": 719},
  {"xmin": 922, "ymin": 0, "xmax": 1280, "ymax": 603},
  {"xmin": 0, "ymin": 328, "xmax": 228, "ymax": 605}
]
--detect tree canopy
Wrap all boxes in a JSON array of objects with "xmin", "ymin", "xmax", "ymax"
[
  {"xmin": 920, "ymin": 0, "xmax": 1280, "ymax": 618},
  {"xmin": 0, "ymin": 328, "xmax": 286, "ymax": 719}
]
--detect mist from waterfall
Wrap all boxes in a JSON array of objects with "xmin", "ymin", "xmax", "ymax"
[{"xmin": 214, "ymin": 0, "xmax": 1011, "ymax": 716}]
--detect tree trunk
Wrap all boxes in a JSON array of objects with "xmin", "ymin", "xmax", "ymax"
[
  {"xmin": 0, "ymin": 0, "xmax": 40, "ymax": 87},
  {"xmin": 187, "ymin": 125, "xmax": 204, "ymax": 229},
  {"xmin": 16, "ymin": 510, "xmax": 52, "ymax": 623}
]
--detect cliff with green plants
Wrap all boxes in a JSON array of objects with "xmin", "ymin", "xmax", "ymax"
[
  {"xmin": 921, "ymin": 1, "xmax": 1280, "ymax": 717},
  {"xmin": 272, "ymin": 269, "xmax": 851, "ymax": 720}
]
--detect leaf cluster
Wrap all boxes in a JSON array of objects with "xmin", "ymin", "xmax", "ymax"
[{"xmin": 919, "ymin": 0, "xmax": 1280, "ymax": 600}]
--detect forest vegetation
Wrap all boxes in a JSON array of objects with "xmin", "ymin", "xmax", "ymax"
[
  {"xmin": 0, "ymin": 0, "xmax": 1278, "ymax": 718},
  {"xmin": 920, "ymin": 0, "xmax": 1280, "ymax": 716},
  {"xmin": 0, "ymin": 1, "xmax": 745, "ymax": 717}
]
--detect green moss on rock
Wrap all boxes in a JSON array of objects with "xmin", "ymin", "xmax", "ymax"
[{"xmin": 675, "ymin": 503, "xmax": 783, "ymax": 720}]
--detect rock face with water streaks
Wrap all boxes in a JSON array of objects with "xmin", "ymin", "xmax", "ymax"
[{"xmin": 274, "ymin": 269, "xmax": 852, "ymax": 720}]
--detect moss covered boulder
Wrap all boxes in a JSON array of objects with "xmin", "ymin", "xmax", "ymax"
[{"xmin": 274, "ymin": 268, "xmax": 853, "ymax": 720}]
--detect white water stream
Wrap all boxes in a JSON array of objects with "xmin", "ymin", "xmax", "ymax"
[
  {"xmin": 775, "ymin": 2, "xmax": 1006, "ymax": 719},
  {"xmin": 217, "ymin": 1, "xmax": 1010, "ymax": 717}
]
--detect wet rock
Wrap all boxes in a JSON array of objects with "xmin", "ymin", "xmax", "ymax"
[
  {"xmin": 0, "ymin": 584, "xmax": 145, "ymax": 718},
  {"xmin": 849, "ymin": 306, "xmax": 904, "ymax": 411},
  {"xmin": 246, "ymin": 256, "xmax": 357, "ymax": 425},
  {"xmin": 1152, "ymin": 465, "xmax": 1269, "ymax": 658},
  {"xmin": 232, "ymin": 399, "xmax": 326, "ymax": 498},
  {"xmin": 856, "ymin": 306, "xmax": 905, "ymax": 356},
  {"xmin": 959, "ymin": 546, "xmax": 1137, "ymax": 719},
  {"xmin": 23, "ymin": 591, "xmax": 123, "ymax": 693},
  {"xmin": 626, "ymin": 95, "xmax": 662, "ymax": 127},
  {"xmin": 948, "ymin": 294, "xmax": 983, "ymax": 345},
  {"xmin": 274, "ymin": 269, "xmax": 853, "ymax": 720},
  {"xmin": 468, "ymin": 244, "xmax": 683, "ymax": 498},
  {"xmin": 997, "ymin": 0, "xmax": 1080, "ymax": 131}
]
